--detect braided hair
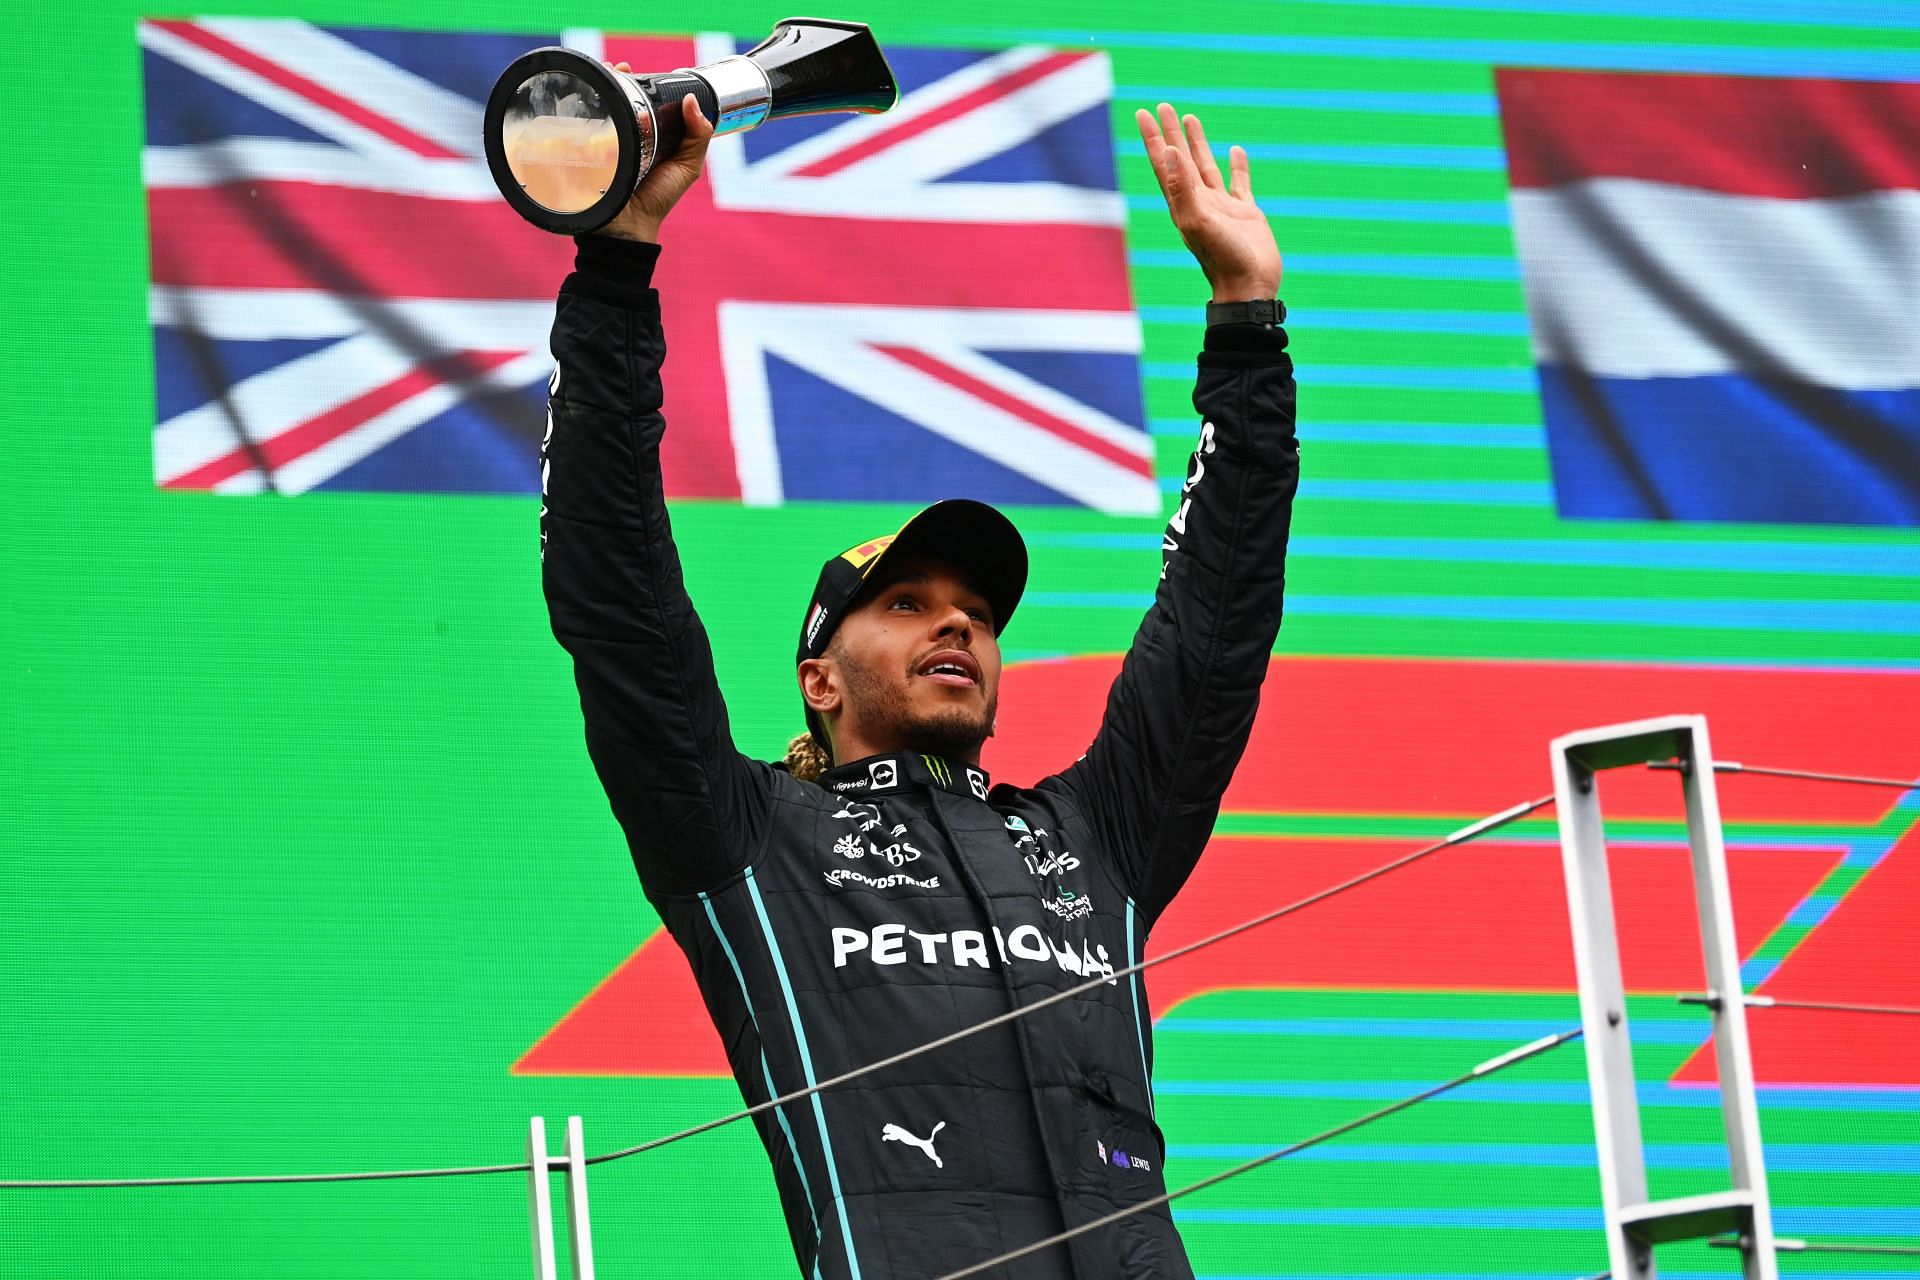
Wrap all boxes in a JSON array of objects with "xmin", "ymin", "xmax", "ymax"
[{"xmin": 783, "ymin": 730, "xmax": 831, "ymax": 782}]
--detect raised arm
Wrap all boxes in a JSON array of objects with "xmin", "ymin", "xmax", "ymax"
[
  {"xmin": 540, "ymin": 95, "xmax": 770, "ymax": 897},
  {"xmin": 1056, "ymin": 104, "xmax": 1298, "ymax": 923}
]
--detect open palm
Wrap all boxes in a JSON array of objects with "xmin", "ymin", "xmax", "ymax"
[{"xmin": 1136, "ymin": 103, "xmax": 1282, "ymax": 302}]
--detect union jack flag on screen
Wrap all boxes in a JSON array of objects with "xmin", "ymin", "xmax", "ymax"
[{"xmin": 141, "ymin": 19, "xmax": 1155, "ymax": 511}]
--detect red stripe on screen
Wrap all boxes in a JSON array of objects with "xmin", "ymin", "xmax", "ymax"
[
  {"xmin": 148, "ymin": 183, "xmax": 570, "ymax": 299},
  {"xmin": 149, "ymin": 19, "xmax": 467, "ymax": 161},
  {"xmin": 150, "ymin": 182, "xmax": 1130, "ymax": 310},
  {"xmin": 990, "ymin": 656, "xmax": 1920, "ymax": 826},
  {"xmin": 870, "ymin": 344, "xmax": 1151, "ymax": 477},
  {"xmin": 790, "ymin": 51, "xmax": 1088, "ymax": 179},
  {"xmin": 1674, "ymin": 824, "xmax": 1920, "ymax": 1087},
  {"xmin": 1496, "ymin": 68, "xmax": 1920, "ymax": 198},
  {"xmin": 161, "ymin": 349, "xmax": 521, "ymax": 490},
  {"xmin": 520, "ymin": 655, "xmax": 1920, "ymax": 1079},
  {"xmin": 513, "ymin": 835, "xmax": 1840, "ymax": 1077}
]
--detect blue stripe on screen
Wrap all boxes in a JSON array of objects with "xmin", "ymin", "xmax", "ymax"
[
  {"xmin": 1197, "ymin": 1275, "xmax": 1908, "ymax": 1280},
  {"xmin": 1155, "ymin": 1017, "xmax": 1707, "ymax": 1045},
  {"xmin": 1151, "ymin": 1080, "xmax": 1920, "ymax": 1111},
  {"xmin": 1283, "ymin": 536, "xmax": 1920, "ymax": 576},
  {"xmin": 1027, "ymin": 592, "xmax": 1920, "ymax": 633},
  {"xmin": 1284, "ymin": 594, "xmax": 1920, "ymax": 632},
  {"xmin": 1194, "ymin": 1274, "xmax": 1906, "ymax": 1280},
  {"xmin": 1298, "ymin": 480, "xmax": 1552, "ymax": 503},
  {"xmin": 1146, "ymin": 364, "xmax": 1537, "ymax": 391},
  {"xmin": 1233, "ymin": 143, "xmax": 1506, "ymax": 170},
  {"xmin": 1741, "ymin": 958, "xmax": 1783, "ymax": 986},
  {"xmin": 1845, "ymin": 838, "xmax": 1897, "ymax": 869},
  {"xmin": 1135, "ymin": 310, "xmax": 1531, "ymax": 336},
  {"xmin": 1151, "ymin": 479, "xmax": 1554, "ymax": 503},
  {"xmin": 1029, "ymin": 528, "xmax": 1920, "ymax": 581},
  {"xmin": 1786, "ymin": 895, "xmax": 1842, "ymax": 927},
  {"xmin": 1114, "ymin": 85, "xmax": 1498, "ymax": 115},
  {"xmin": 1539, "ymin": 367, "xmax": 1920, "ymax": 528},
  {"xmin": 1149, "ymin": 421, "xmax": 1543, "ymax": 446},
  {"xmin": 991, "ymin": 29, "xmax": 1920, "ymax": 80},
  {"xmin": 1163, "ymin": 1141, "xmax": 1920, "ymax": 1174},
  {"xmin": 1127, "ymin": 195, "xmax": 1511, "ymax": 224},
  {"xmin": 1169, "ymin": 1206, "xmax": 1920, "ymax": 1233},
  {"xmin": 1129, "ymin": 251, "xmax": 1520, "ymax": 280}
]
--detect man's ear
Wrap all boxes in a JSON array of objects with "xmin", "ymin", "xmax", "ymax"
[{"xmin": 797, "ymin": 657, "xmax": 840, "ymax": 715}]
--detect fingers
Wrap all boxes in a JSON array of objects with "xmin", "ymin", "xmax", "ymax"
[
  {"xmin": 1155, "ymin": 102, "xmax": 1196, "ymax": 170},
  {"xmin": 681, "ymin": 92, "xmax": 714, "ymax": 142},
  {"xmin": 1133, "ymin": 107, "xmax": 1162, "ymax": 156},
  {"xmin": 1155, "ymin": 139, "xmax": 1198, "ymax": 208},
  {"xmin": 1182, "ymin": 114, "xmax": 1226, "ymax": 192},
  {"xmin": 666, "ymin": 93, "xmax": 714, "ymax": 173},
  {"xmin": 1139, "ymin": 104, "xmax": 1240, "ymax": 206},
  {"xmin": 1134, "ymin": 107, "xmax": 1170, "ymax": 191}
]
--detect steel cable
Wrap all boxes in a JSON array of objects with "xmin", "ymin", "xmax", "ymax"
[
  {"xmin": 934, "ymin": 1028, "xmax": 1586, "ymax": 1280},
  {"xmin": 1678, "ymin": 993, "xmax": 1920, "ymax": 1019},
  {"xmin": 1712, "ymin": 1235, "xmax": 1920, "ymax": 1258},
  {"xmin": 0, "ymin": 793, "xmax": 1555, "ymax": 1190},
  {"xmin": 1646, "ymin": 760, "xmax": 1920, "ymax": 790}
]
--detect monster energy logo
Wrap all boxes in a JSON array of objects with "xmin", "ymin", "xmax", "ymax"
[{"xmin": 922, "ymin": 756, "xmax": 953, "ymax": 787}]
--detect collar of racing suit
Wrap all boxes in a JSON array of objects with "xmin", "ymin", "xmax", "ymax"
[{"xmin": 819, "ymin": 751, "xmax": 991, "ymax": 802}]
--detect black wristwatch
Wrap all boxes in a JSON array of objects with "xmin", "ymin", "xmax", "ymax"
[{"xmin": 1205, "ymin": 298, "xmax": 1285, "ymax": 328}]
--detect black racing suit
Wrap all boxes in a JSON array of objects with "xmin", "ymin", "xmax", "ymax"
[{"xmin": 541, "ymin": 235, "xmax": 1299, "ymax": 1279}]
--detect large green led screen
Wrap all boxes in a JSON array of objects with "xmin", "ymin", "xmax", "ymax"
[{"xmin": 5, "ymin": 0, "xmax": 1918, "ymax": 1276}]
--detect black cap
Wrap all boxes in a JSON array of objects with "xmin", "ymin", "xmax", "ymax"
[{"xmin": 796, "ymin": 499, "xmax": 1028, "ymax": 746}]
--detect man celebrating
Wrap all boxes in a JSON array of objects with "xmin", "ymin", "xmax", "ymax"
[{"xmin": 540, "ymin": 87, "xmax": 1297, "ymax": 1279}]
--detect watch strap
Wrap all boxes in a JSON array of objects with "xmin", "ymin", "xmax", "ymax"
[{"xmin": 1205, "ymin": 297, "xmax": 1285, "ymax": 328}]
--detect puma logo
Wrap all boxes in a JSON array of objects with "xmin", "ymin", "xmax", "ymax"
[{"xmin": 880, "ymin": 1121, "xmax": 947, "ymax": 1168}]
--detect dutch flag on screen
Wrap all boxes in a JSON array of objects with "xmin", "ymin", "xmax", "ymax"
[{"xmin": 1498, "ymin": 69, "xmax": 1920, "ymax": 527}]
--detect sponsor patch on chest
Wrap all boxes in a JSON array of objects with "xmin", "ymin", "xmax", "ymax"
[
  {"xmin": 1096, "ymin": 1138, "xmax": 1153, "ymax": 1173},
  {"xmin": 830, "ymin": 922, "xmax": 1116, "ymax": 983},
  {"xmin": 825, "ymin": 801, "xmax": 932, "ymax": 885}
]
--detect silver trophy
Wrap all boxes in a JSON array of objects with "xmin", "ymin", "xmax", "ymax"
[{"xmin": 483, "ymin": 17, "xmax": 898, "ymax": 234}]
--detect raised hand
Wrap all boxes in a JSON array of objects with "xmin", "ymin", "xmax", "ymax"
[
  {"xmin": 600, "ymin": 84, "xmax": 715, "ymax": 244},
  {"xmin": 1136, "ymin": 103, "xmax": 1281, "ymax": 302}
]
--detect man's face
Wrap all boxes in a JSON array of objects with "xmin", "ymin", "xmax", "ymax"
[{"xmin": 805, "ymin": 555, "xmax": 1003, "ymax": 764}]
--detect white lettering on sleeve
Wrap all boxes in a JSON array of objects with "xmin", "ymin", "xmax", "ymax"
[
  {"xmin": 1162, "ymin": 420, "xmax": 1218, "ymax": 575},
  {"xmin": 907, "ymin": 930, "xmax": 948, "ymax": 964}
]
